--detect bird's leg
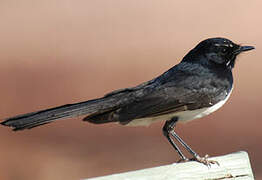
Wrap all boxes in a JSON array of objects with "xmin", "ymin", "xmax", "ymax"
[
  {"xmin": 170, "ymin": 129, "xmax": 218, "ymax": 166},
  {"xmin": 164, "ymin": 117, "xmax": 219, "ymax": 166},
  {"xmin": 162, "ymin": 117, "xmax": 188, "ymax": 161}
]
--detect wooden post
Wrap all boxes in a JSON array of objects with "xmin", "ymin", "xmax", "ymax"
[{"xmin": 86, "ymin": 151, "xmax": 254, "ymax": 180}]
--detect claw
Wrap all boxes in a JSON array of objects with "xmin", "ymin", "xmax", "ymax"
[{"xmin": 192, "ymin": 154, "xmax": 219, "ymax": 167}]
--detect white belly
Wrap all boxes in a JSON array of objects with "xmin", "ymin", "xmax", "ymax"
[{"xmin": 125, "ymin": 88, "xmax": 233, "ymax": 127}]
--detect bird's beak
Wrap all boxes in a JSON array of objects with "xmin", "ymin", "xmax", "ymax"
[{"xmin": 234, "ymin": 45, "xmax": 255, "ymax": 54}]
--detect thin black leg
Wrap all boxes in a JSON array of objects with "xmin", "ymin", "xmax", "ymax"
[
  {"xmin": 170, "ymin": 130, "xmax": 199, "ymax": 158},
  {"xmin": 165, "ymin": 117, "xmax": 219, "ymax": 166},
  {"xmin": 162, "ymin": 117, "xmax": 187, "ymax": 160}
]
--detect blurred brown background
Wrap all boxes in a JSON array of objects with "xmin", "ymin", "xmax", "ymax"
[{"xmin": 0, "ymin": 0, "xmax": 261, "ymax": 179}]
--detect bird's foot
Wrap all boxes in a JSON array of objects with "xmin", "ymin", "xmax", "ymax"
[{"xmin": 191, "ymin": 154, "xmax": 219, "ymax": 167}]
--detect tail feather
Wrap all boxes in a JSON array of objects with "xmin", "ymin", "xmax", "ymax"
[
  {"xmin": 1, "ymin": 97, "xmax": 121, "ymax": 131},
  {"xmin": 1, "ymin": 82, "xmax": 146, "ymax": 131}
]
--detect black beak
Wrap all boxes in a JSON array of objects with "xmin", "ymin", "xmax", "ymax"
[
  {"xmin": 234, "ymin": 45, "xmax": 255, "ymax": 54},
  {"xmin": 239, "ymin": 46, "xmax": 255, "ymax": 52}
]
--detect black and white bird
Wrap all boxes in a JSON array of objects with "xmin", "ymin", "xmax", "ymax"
[{"xmin": 1, "ymin": 37, "xmax": 254, "ymax": 165}]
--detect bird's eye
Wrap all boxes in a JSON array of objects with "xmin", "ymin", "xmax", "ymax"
[{"xmin": 221, "ymin": 47, "xmax": 227, "ymax": 53}]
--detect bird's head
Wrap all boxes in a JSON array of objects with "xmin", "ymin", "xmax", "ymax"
[{"xmin": 183, "ymin": 37, "xmax": 254, "ymax": 69}]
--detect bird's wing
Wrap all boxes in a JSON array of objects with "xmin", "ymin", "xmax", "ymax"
[
  {"xmin": 84, "ymin": 63, "xmax": 231, "ymax": 125},
  {"xmin": 115, "ymin": 78, "xmax": 228, "ymax": 124}
]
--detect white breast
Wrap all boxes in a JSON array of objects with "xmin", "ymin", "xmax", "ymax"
[{"xmin": 125, "ymin": 87, "xmax": 233, "ymax": 127}]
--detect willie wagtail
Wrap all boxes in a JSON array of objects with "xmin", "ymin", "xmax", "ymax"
[{"xmin": 1, "ymin": 37, "xmax": 254, "ymax": 165}]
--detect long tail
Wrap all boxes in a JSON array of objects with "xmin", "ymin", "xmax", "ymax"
[
  {"xmin": 1, "ymin": 81, "xmax": 151, "ymax": 131},
  {"xmin": 1, "ymin": 96, "xmax": 121, "ymax": 131}
]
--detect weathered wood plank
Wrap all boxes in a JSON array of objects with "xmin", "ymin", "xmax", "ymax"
[{"xmin": 86, "ymin": 151, "xmax": 254, "ymax": 180}]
